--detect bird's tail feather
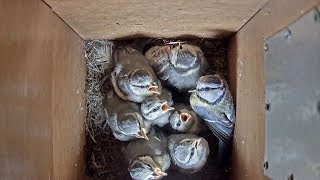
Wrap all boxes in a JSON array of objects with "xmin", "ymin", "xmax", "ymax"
[
  {"xmin": 204, "ymin": 120, "xmax": 233, "ymax": 144},
  {"xmin": 217, "ymin": 139, "xmax": 229, "ymax": 166},
  {"xmin": 204, "ymin": 121, "xmax": 232, "ymax": 166}
]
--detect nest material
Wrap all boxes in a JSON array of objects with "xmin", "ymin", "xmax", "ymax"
[
  {"xmin": 84, "ymin": 40, "xmax": 129, "ymax": 179},
  {"xmin": 84, "ymin": 38, "xmax": 230, "ymax": 180}
]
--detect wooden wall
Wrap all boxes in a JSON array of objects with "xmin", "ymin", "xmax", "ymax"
[
  {"xmin": 0, "ymin": 0, "xmax": 86, "ymax": 179},
  {"xmin": 2, "ymin": 0, "xmax": 320, "ymax": 179},
  {"xmin": 44, "ymin": 0, "xmax": 268, "ymax": 39},
  {"xmin": 229, "ymin": 0, "xmax": 320, "ymax": 179}
]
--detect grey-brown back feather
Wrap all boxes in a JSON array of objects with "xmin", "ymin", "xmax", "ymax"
[
  {"xmin": 104, "ymin": 91, "xmax": 141, "ymax": 140},
  {"xmin": 125, "ymin": 128, "xmax": 168, "ymax": 161}
]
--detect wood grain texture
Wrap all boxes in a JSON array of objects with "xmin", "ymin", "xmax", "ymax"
[
  {"xmin": 44, "ymin": 0, "xmax": 267, "ymax": 39},
  {"xmin": 0, "ymin": 0, "xmax": 85, "ymax": 179},
  {"xmin": 228, "ymin": 0, "xmax": 320, "ymax": 179}
]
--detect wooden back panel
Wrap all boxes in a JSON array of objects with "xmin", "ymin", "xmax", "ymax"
[{"xmin": 44, "ymin": 0, "xmax": 268, "ymax": 39}]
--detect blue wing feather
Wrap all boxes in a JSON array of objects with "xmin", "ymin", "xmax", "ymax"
[
  {"xmin": 192, "ymin": 105, "xmax": 216, "ymax": 121},
  {"xmin": 192, "ymin": 105, "xmax": 233, "ymax": 143},
  {"xmin": 204, "ymin": 120, "xmax": 233, "ymax": 144}
]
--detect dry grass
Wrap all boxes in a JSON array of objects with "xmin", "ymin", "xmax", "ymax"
[
  {"xmin": 84, "ymin": 40, "xmax": 112, "ymax": 130},
  {"xmin": 84, "ymin": 40, "xmax": 130, "ymax": 179},
  {"xmin": 84, "ymin": 38, "xmax": 230, "ymax": 180}
]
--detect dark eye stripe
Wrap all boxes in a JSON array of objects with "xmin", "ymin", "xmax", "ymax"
[
  {"xmin": 186, "ymin": 147, "xmax": 196, "ymax": 163},
  {"xmin": 190, "ymin": 147, "xmax": 196, "ymax": 156},
  {"xmin": 137, "ymin": 118, "xmax": 142, "ymax": 127},
  {"xmin": 146, "ymin": 163, "xmax": 152, "ymax": 169},
  {"xmin": 146, "ymin": 107, "xmax": 159, "ymax": 115},
  {"xmin": 132, "ymin": 84, "xmax": 148, "ymax": 88},
  {"xmin": 142, "ymin": 162, "xmax": 152, "ymax": 169},
  {"xmin": 198, "ymin": 87, "xmax": 221, "ymax": 91}
]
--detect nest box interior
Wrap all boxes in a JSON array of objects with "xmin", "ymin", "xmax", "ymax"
[{"xmin": 1, "ymin": 0, "xmax": 320, "ymax": 179}]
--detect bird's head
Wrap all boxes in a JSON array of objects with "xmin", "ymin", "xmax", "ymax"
[
  {"xmin": 189, "ymin": 74, "xmax": 225, "ymax": 104},
  {"xmin": 169, "ymin": 109, "xmax": 193, "ymax": 132},
  {"xmin": 173, "ymin": 137, "xmax": 209, "ymax": 168},
  {"xmin": 170, "ymin": 44, "xmax": 199, "ymax": 71},
  {"xmin": 129, "ymin": 156, "xmax": 168, "ymax": 180},
  {"xmin": 129, "ymin": 69, "xmax": 160, "ymax": 96},
  {"xmin": 118, "ymin": 113, "xmax": 149, "ymax": 140},
  {"xmin": 141, "ymin": 96, "xmax": 174, "ymax": 121}
]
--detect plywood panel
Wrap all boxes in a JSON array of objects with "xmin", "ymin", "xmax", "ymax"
[
  {"xmin": 228, "ymin": 0, "xmax": 320, "ymax": 179},
  {"xmin": 51, "ymin": 12, "xmax": 86, "ymax": 180},
  {"xmin": 44, "ymin": 0, "xmax": 267, "ymax": 39},
  {"xmin": 0, "ymin": 0, "xmax": 85, "ymax": 179}
]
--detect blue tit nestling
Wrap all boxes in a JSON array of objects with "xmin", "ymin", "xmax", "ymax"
[
  {"xmin": 104, "ymin": 91, "xmax": 149, "ymax": 141},
  {"xmin": 124, "ymin": 128, "xmax": 170, "ymax": 180},
  {"xmin": 156, "ymin": 87, "xmax": 174, "ymax": 107},
  {"xmin": 111, "ymin": 46, "xmax": 162, "ymax": 103},
  {"xmin": 169, "ymin": 104, "xmax": 203, "ymax": 134},
  {"xmin": 189, "ymin": 74, "xmax": 235, "ymax": 162},
  {"xmin": 141, "ymin": 96, "xmax": 174, "ymax": 128},
  {"xmin": 168, "ymin": 134, "xmax": 209, "ymax": 173},
  {"xmin": 145, "ymin": 43, "xmax": 207, "ymax": 92}
]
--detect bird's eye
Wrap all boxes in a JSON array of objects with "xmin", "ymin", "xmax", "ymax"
[
  {"xmin": 190, "ymin": 150, "xmax": 195, "ymax": 157},
  {"xmin": 177, "ymin": 122, "xmax": 181, "ymax": 126},
  {"xmin": 144, "ymin": 163, "xmax": 152, "ymax": 169},
  {"xmin": 205, "ymin": 87, "xmax": 209, "ymax": 91},
  {"xmin": 152, "ymin": 109, "xmax": 157, "ymax": 113}
]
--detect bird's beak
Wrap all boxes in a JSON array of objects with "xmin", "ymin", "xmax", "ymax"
[
  {"xmin": 193, "ymin": 139, "xmax": 201, "ymax": 150},
  {"xmin": 148, "ymin": 86, "xmax": 160, "ymax": 94},
  {"xmin": 180, "ymin": 113, "xmax": 191, "ymax": 123},
  {"xmin": 188, "ymin": 89, "xmax": 197, "ymax": 93},
  {"xmin": 161, "ymin": 102, "xmax": 174, "ymax": 112},
  {"xmin": 138, "ymin": 128, "xmax": 149, "ymax": 140},
  {"xmin": 154, "ymin": 168, "xmax": 168, "ymax": 178}
]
